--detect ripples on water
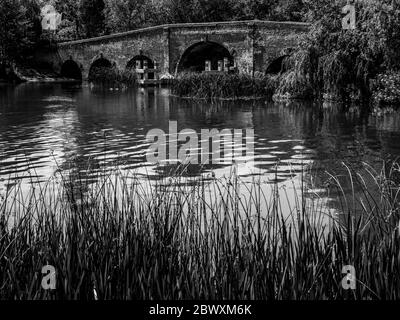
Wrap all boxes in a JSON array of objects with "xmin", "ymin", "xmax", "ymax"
[{"xmin": 1, "ymin": 83, "xmax": 400, "ymax": 218}]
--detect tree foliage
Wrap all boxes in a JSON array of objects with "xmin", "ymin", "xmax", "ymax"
[
  {"xmin": 0, "ymin": 0, "xmax": 40, "ymax": 62},
  {"xmin": 277, "ymin": 0, "xmax": 400, "ymax": 103},
  {"xmin": 80, "ymin": 0, "xmax": 106, "ymax": 38},
  {"xmin": 102, "ymin": 0, "xmax": 308, "ymax": 33},
  {"xmin": 53, "ymin": 0, "xmax": 82, "ymax": 41}
]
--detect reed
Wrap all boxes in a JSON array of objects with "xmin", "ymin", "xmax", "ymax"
[
  {"xmin": 88, "ymin": 67, "xmax": 137, "ymax": 87},
  {"xmin": 0, "ymin": 161, "xmax": 399, "ymax": 300},
  {"xmin": 171, "ymin": 72, "xmax": 277, "ymax": 100}
]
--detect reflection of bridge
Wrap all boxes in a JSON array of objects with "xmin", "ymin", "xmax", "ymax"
[{"xmin": 38, "ymin": 20, "xmax": 310, "ymax": 81}]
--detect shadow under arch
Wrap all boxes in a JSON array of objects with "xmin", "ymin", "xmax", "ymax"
[
  {"xmin": 127, "ymin": 55, "xmax": 155, "ymax": 80},
  {"xmin": 177, "ymin": 41, "xmax": 234, "ymax": 74},
  {"xmin": 265, "ymin": 55, "xmax": 289, "ymax": 75},
  {"xmin": 60, "ymin": 59, "xmax": 82, "ymax": 80},
  {"xmin": 127, "ymin": 55, "xmax": 155, "ymax": 70},
  {"xmin": 88, "ymin": 57, "xmax": 113, "ymax": 81}
]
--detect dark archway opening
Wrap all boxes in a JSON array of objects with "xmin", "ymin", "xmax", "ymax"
[
  {"xmin": 88, "ymin": 58, "xmax": 113, "ymax": 81},
  {"xmin": 178, "ymin": 42, "xmax": 234, "ymax": 73},
  {"xmin": 61, "ymin": 60, "xmax": 82, "ymax": 80},
  {"xmin": 127, "ymin": 55, "xmax": 155, "ymax": 80},
  {"xmin": 266, "ymin": 55, "xmax": 289, "ymax": 75}
]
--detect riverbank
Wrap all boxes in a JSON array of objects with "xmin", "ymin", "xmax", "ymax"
[
  {"xmin": 0, "ymin": 63, "xmax": 79, "ymax": 83},
  {"xmin": 168, "ymin": 63, "xmax": 400, "ymax": 111},
  {"xmin": 4, "ymin": 59, "xmax": 400, "ymax": 110}
]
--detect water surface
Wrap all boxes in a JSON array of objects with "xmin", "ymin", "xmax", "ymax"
[{"xmin": 1, "ymin": 83, "xmax": 400, "ymax": 219}]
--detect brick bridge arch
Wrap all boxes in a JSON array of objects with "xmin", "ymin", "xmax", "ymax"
[
  {"xmin": 38, "ymin": 20, "xmax": 310, "ymax": 80},
  {"xmin": 176, "ymin": 41, "xmax": 234, "ymax": 73}
]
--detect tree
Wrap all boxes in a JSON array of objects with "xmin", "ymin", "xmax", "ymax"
[
  {"xmin": 54, "ymin": 0, "xmax": 82, "ymax": 41},
  {"xmin": 0, "ymin": 0, "xmax": 39, "ymax": 63},
  {"xmin": 160, "ymin": 0, "xmax": 203, "ymax": 23},
  {"xmin": 291, "ymin": 0, "xmax": 400, "ymax": 102},
  {"xmin": 273, "ymin": 0, "xmax": 305, "ymax": 21},
  {"xmin": 105, "ymin": 0, "xmax": 153, "ymax": 33},
  {"xmin": 196, "ymin": 0, "xmax": 236, "ymax": 22},
  {"xmin": 366, "ymin": 1, "xmax": 400, "ymax": 71},
  {"xmin": 80, "ymin": 0, "xmax": 106, "ymax": 38},
  {"xmin": 246, "ymin": 0, "xmax": 278, "ymax": 20}
]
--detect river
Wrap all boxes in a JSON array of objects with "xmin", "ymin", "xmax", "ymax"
[{"xmin": 1, "ymin": 82, "xmax": 400, "ymax": 221}]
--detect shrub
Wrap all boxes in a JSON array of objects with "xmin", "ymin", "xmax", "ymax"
[{"xmin": 371, "ymin": 72, "xmax": 400, "ymax": 108}]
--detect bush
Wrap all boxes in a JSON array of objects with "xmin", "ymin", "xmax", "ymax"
[{"xmin": 371, "ymin": 72, "xmax": 400, "ymax": 108}]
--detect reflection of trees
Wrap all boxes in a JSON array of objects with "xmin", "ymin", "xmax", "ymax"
[
  {"xmin": 169, "ymin": 98, "xmax": 256, "ymax": 128},
  {"xmin": 82, "ymin": 86, "xmax": 170, "ymax": 128},
  {"xmin": 63, "ymin": 87, "xmax": 166, "ymax": 180}
]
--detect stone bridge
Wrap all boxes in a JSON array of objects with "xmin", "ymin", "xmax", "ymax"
[{"xmin": 38, "ymin": 20, "xmax": 310, "ymax": 80}]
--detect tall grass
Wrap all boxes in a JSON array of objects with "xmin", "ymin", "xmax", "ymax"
[
  {"xmin": 0, "ymin": 161, "xmax": 399, "ymax": 300},
  {"xmin": 171, "ymin": 73, "xmax": 277, "ymax": 100},
  {"xmin": 88, "ymin": 67, "xmax": 137, "ymax": 88}
]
